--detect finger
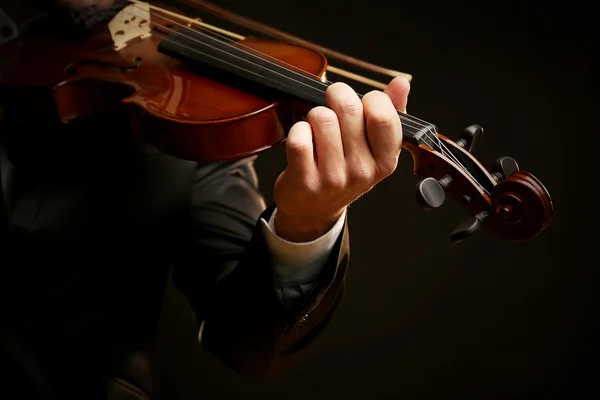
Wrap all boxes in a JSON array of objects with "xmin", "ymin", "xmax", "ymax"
[
  {"xmin": 362, "ymin": 91, "xmax": 403, "ymax": 177},
  {"xmin": 306, "ymin": 106, "xmax": 345, "ymax": 175},
  {"xmin": 383, "ymin": 76, "xmax": 411, "ymax": 113},
  {"xmin": 285, "ymin": 121, "xmax": 317, "ymax": 179},
  {"xmin": 325, "ymin": 82, "xmax": 373, "ymax": 164}
]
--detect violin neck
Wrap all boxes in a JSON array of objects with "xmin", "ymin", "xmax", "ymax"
[
  {"xmin": 159, "ymin": 28, "xmax": 328, "ymax": 101},
  {"xmin": 157, "ymin": 28, "xmax": 425, "ymax": 144}
]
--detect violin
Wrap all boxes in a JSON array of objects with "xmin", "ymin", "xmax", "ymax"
[{"xmin": 0, "ymin": 0, "xmax": 553, "ymax": 243}]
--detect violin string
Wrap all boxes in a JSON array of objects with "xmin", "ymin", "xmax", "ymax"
[
  {"xmin": 123, "ymin": 4, "xmax": 477, "ymax": 180},
  {"xmin": 129, "ymin": 7, "xmax": 489, "ymax": 195},
  {"xmin": 125, "ymin": 5, "xmax": 431, "ymax": 132},
  {"xmin": 143, "ymin": 17, "xmax": 428, "ymax": 138},
  {"xmin": 122, "ymin": 6, "xmax": 481, "ymax": 188},
  {"xmin": 121, "ymin": 9, "xmax": 423, "ymax": 135},
  {"xmin": 122, "ymin": 5, "xmax": 489, "ymax": 194},
  {"xmin": 132, "ymin": 9, "xmax": 487, "ymax": 193}
]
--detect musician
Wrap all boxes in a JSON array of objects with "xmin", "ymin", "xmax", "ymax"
[{"xmin": 0, "ymin": 0, "xmax": 409, "ymax": 399}]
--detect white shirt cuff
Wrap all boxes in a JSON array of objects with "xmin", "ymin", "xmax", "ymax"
[{"xmin": 260, "ymin": 208, "xmax": 346, "ymax": 287}]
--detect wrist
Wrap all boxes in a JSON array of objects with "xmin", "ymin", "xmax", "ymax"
[{"xmin": 274, "ymin": 209, "xmax": 345, "ymax": 243}]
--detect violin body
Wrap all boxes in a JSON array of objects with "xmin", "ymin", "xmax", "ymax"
[{"xmin": 0, "ymin": 19, "xmax": 325, "ymax": 161}]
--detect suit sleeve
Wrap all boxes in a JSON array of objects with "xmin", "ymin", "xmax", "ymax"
[{"xmin": 171, "ymin": 156, "xmax": 350, "ymax": 380}]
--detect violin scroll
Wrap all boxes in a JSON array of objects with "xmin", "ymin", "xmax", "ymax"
[
  {"xmin": 485, "ymin": 170, "xmax": 553, "ymax": 241},
  {"xmin": 405, "ymin": 124, "xmax": 553, "ymax": 242}
]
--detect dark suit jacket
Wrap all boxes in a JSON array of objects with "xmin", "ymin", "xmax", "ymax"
[{"xmin": 0, "ymin": 114, "xmax": 349, "ymax": 399}]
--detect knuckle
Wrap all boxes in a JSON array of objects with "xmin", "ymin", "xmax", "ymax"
[
  {"xmin": 307, "ymin": 106, "xmax": 338, "ymax": 127},
  {"xmin": 301, "ymin": 176, "xmax": 320, "ymax": 193},
  {"xmin": 367, "ymin": 109, "xmax": 396, "ymax": 129},
  {"xmin": 321, "ymin": 171, "xmax": 347, "ymax": 190},
  {"xmin": 363, "ymin": 91, "xmax": 397, "ymax": 128},
  {"xmin": 338, "ymin": 98, "xmax": 363, "ymax": 115},
  {"xmin": 377, "ymin": 156, "xmax": 399, "ymax": 177},
  {"xmin": 286, "ymin": 138, "xmax": 310, "ymax": 156},
  {"xmin": 348, "ymin": 161, "xmax": 376, "ymax": 185},
  {"xmin": 328, "ymin": 83, "xmax": 363, "ymax": 115}
]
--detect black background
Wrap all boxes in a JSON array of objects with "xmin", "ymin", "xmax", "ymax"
[{"xmin": 152, "ymin": 0, "xmax": 595, "ymax": 397}]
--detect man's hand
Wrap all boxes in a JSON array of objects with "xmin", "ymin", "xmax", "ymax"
[{"xmin": 274, "ymin": 76, "xmax": 410, "ymax": 242}]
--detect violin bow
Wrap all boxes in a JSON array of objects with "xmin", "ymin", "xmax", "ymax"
[{"xmin": 128, "ymin": 0, "xmax": 412, "ymax": 89}]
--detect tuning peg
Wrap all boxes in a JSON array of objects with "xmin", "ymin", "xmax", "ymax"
[
  {"xmin": 455, "ymin": 124, "xmax": 483, "ymax": 153},
  {"xmin": 416, "ymin": 178, "xmax": 445, "ymax": 210},
  {"xmin": 451, "ymin": 211, "xmax": 489, "ymax": 243},
  {"xmin": 492, "ymin": 156, "xmax": 519, "ymax": 182},
  {"xmin": 416, "ymin": 175, "xmax": 453, "ymax": 210}
]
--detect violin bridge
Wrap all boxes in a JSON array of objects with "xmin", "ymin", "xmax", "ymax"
[{"xmin": 108, "ymin": 3, "xmax": 152, "ymax": 51}]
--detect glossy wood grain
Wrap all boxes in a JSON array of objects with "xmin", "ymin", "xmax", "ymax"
[{"xmin": 0, "ymin": 21, "xmax": 327, "ymax": 161}]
